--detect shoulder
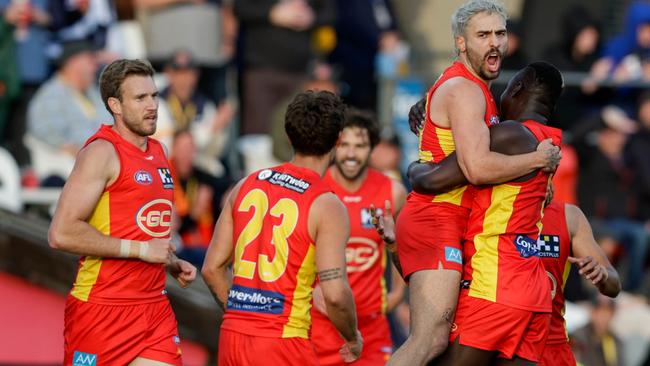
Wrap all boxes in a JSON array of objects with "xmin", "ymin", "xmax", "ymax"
[
  {"xmin": 438, "ymin": 76, "xmax": 484, "ymax": 99},
  {"xmin": 311, "ymin": 192, "xmax": 347, "ymax": 220},
  {"xmin": 488, "ymin": 120, "xmax": 537, "ymax": 154}
]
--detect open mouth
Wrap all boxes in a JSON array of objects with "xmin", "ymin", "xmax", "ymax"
[{"xmin": 486, "ymin": 52, "xmax": 500, "ymax": 73}]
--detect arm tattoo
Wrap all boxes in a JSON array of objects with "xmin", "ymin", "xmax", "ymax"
[{"xmin": 318, "ymin": 268, "xmax": 343, "ymax": 282}]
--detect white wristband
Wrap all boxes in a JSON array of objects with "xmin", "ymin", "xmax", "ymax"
[
  {"xmin": 139, "ymin": 241, "xmax": 149, "ymax": 259},
  {"xmin": 120, "ymin": 239, "xmax": 131, "ymax": 258}
]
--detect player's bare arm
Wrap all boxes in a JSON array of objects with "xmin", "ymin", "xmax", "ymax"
[
  {"xmin": 386, "ymin": 181, "xmax": 407, "ymax": 311},
  {"xmin": 311, "ymin": 192, "xmax": 363, "ymax": 361},
  {"xmin": 566, "ymin": 204, "xmax": 621, "ymax": 298},
  {"xmin": 440, "ymin": 78, "xmax": 559, "ymax": 184},
  {"xmin": 49, "ymin": 139, "xmax": 174, "ymax": 263},
  {"xmin": 201, "ymin": 180, "xmax": 242, "ymax": 310}
]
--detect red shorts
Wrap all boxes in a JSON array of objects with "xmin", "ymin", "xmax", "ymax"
[
  {"xmin": 395, "ymin": 200, "xmax": 469, "ymax": 279},
  {"xmin": 450, "ymin": 290, "xmax": 551, "ymax": 362},
  {"xmin": 64, "ymin": 296, "xmax": 182, "ymax": 366},
  {"xmin": 218, "ymin": 328, "xmax": 318, "ymax": 366},
  {"xmin": 539, "ymin": 342, "xmax": 576, "ymax": 366},
  {"xmin": 311, "ymin": 311, "xmax": 392, "ymax": 366}
]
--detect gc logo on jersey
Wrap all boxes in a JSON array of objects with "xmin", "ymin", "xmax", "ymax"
[
  {"xmin": 136, "ymin": 199, "xmax": 172, "ymax": 237},
  {"xmin": 134, "ymin": 170, "xmax": 153, "ymax": 185},
  {"xmin": 346, "ymin": 237, "xmax": 379, "ymax": 272},
  {"xmin": 157, "ymin": 168, "xmax": 174, "ymax": 189}
]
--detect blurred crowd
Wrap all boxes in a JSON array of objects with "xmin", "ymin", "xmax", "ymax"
[{"xmin": 3, "ymin": 0, "xmax": 650, "ymax": 364}]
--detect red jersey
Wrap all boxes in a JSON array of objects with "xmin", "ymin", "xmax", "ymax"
[
  {"xmin": 70, "ymin": 125, "xmax": 174, "ymax": 305},
  {"xmin": 539, "ymin": 201, "xmax": 572, "ymax": 344},
  {"xmin": 221, "ymin": 163, "xmax": 331, "ymax": 339},
  {"xmin": 411, "ymin": 61, "xmax": 500, "ymax": 208},
  {"xmin": 323, "ymin": 168, "xmax": 394, "ymax": 316},
  {"xmin": 463, "ymin": 120, "xmax": 562, "ymax": 312}
]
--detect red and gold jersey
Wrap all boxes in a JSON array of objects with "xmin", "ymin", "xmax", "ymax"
[
  {"xmin": 410, "ymin": 61, "xmax": 500, "ymax": 209},
  {"xmin": 539, "ymin": 201, "xmax": 572, "ymax": 344},
  {"xmin": 221, "ymin": 163, "xmax": 331, "ymax": 339},
  {"xmin": 322, "ymin": 168, "xmax": 393, "ymax": 316},
  {"xmin": 463, "ymin": 120, "xmax": 562, "ymax": 312},
  {"xmin": 70, "ymin": 124, "xmax": 174, "ymax": 305}
]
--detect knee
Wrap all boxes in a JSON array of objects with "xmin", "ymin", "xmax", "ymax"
[{"xmin": 426, "ymin": 331, "xmax": 450, "ymax": 360}]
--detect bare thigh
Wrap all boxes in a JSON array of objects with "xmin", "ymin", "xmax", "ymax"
[{"xmin": 129, "ymin": 357, "xmax": 176, "ymax": 366}]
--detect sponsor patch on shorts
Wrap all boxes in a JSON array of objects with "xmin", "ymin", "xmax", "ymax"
[
  {"xmin": 445, "ymin": 246, "xmax": 462, "ymax": 264},
  {"xmin": 227, "ymin": 285, "xmax": 285, "ymax": 314},
  {"xmin": 73, "ymin": 351, "xmax": 97, "ymax": 366},
  {"xmin": 514, "ymin": 235, "xmax": 539, "ymax": 258}
]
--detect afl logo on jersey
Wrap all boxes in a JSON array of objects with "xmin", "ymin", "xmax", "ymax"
[
  {"xmin": 134, "ymin": 170, "xmax": 153, "ymax": 185},
  {"xmin": 136, "ymin": 199, "xmax": 172, "ymax": 237},
  {"xmin": 346, "ymin": 237, "xmax": 380, "ymax": 272},
  {"xmin": 258, "ymin": 169, "xmax": 273, "ymax": 180}
]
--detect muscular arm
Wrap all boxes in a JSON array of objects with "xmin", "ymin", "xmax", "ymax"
[
  {"xmin": 566, "ymin": 204, "xmax": 621, "ymax": 298},
  {"xmin": 441, "ymin": 79, "xmax": 552, "ymax": 185},
  {"xmin": 409, "ymin": 121, "xmax": 539, "ymax": 194},
  {"xmin": 311, "ymin": 193, "xmax": 359, "ymax": 343},
  {"xmin": 201, "ymin": 180, "xmax": 242, "ymax": 310},
  {"xmin": 48, "ymin": 139, "xmax": 174, "ymax": 263}
]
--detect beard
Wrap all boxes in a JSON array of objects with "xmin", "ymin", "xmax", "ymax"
[
  {"xmin": 122, "ymin": 111, "xmax": 157, "ymax": 137},
  {"xmin": 466, "ymin": 46, "xmax": 505, "ymax": 81}
]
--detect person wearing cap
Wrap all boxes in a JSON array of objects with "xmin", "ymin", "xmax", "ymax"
[{"xmin": 26, "ymin": 40, "xmax": 110, "ymax": 182}]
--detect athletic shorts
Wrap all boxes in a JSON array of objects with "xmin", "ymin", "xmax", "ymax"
[
  {"xmin": 311, "ymin": 311, "xmax": 392, "ymax": 366},
  {"xmin": 395, "ymin": 200, "xmax": 469, "ymax": 279},
  {"xmin": 449, "ymin": 290, "xmax": 551, "ymax": 362},
  {"xmin": 217, "ymin": 328, "xmax": 318, "ymax": 366},
  {"xmin": 64, "ymin": 296, "xmax": 182, "ymax": 366},
  {"xmin": 539, "ymin": 342, "xmax": 576, "ymax": 366}
]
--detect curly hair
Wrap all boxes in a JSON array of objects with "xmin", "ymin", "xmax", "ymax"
[{"xmin": 285, "ymin": 90, "xmax": 346, "ymax": 156}]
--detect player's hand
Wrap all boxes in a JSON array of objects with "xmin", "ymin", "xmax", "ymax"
[
  {"xmin": 536, "ymin": 138, "xmax": 561, "ymax": 173},
  {"xmin": 169, "ymin": 258, "xmax": 197, "ymax": 288},
  {"xmin": 141, "ymin": 238, "xmax": 175, "ymax": 264},
  {"xmin": 312, "ymin": 285, "xmax": 328, "ymax": 315},
  {"xmin": 339, "ymin": 330, "xmax": 363, "ymax": 363},
  {"xmin": 370, "ymin": 200, "xmax": 396, "ymax": 252},
  {"xmin": 408, "ymin": 97, "xmax": 426, "ymax": 135},
  {"xmin": 569, "ymin": 256, "xmax": 609, "ymax": 286}
]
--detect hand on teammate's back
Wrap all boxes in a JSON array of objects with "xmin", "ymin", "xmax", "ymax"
[
  {"xmin": 536, "ymin": 138, "xmax": 562, "ymax": 173},
  {"xmin": 408, "ymin": 97, "xmax": 427, "ymax": 135},
  {"xmin": 339, "ymin": 330, "xmax": 363, "ymax": 363},
  {"xmin": 142, "ymin": 238, "xmax": 176, "ymax": 264}
]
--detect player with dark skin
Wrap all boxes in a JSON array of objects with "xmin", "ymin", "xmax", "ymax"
[{"xmin": 375, "ymin": 62, "xmax": 564, "ymax": 366}]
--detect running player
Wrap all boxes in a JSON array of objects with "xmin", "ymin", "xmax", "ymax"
[
  {"xmin": 310, "ymin": 109, "xmax": 407, "ymax": 365},
  {"xmin": 391, "ymin": 2, "xmax": 560, "ymax": 365},
  {"xmin": 49, "ymin": 59, "xmax": 197, "ymax": 366},
  {"xmin": 201, "ymin": 91, "xmax": 363, "ymax": 365},
  {"xmin": 538, "ymin": 194, "xmax": 620, "ymax": 366},
  {"xmin": 408, "ymin": 61, "xmax": 564, "ymax": 365}
]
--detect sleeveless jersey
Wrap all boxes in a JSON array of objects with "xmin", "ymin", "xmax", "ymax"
[
  {"xmin": 463, "ymin": 120, "xmax": 562, "ymax": 312},
  {"xmin": 539, "ymin": 201, "xmax": 572, "ymax": 344},
  {"xmin": 323, "ymin": 168, "xmax": 394, "ymax": 316},
  {"xmin": 410, "ymin": 61, "xmax": 500, "ymax": 208},
  {"xmin": 221, "ymin": 163, "xmax": 331, "ymax": 339},
  {"xmin": 70, "ymin": 124, "xmax": 174, "ymax": 305}
]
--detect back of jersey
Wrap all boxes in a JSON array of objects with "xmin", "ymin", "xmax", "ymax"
[{"xmin": 221, "ymin": 163, "xmax": 331, "ymax": 339}]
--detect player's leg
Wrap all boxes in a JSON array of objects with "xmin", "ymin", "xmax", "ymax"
[
  {"xmin": 129, "ymin": 358, "xmax": 176, "ymax": 366},
  {"xmin": 388, "ymin": 268, "xmax": 460, "ymax": 366},
  {"xmin": 434, "ymin": 338, "xmax": 495, "ymax": 366},
  {"xmin": 494, "ymin": 356, "xmax": 537, "ymax": 366}
]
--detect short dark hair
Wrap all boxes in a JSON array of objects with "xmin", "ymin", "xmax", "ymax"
[
  {"xmin": 285, "ymin": 90, "xmax": 345, "ymax": 156},
  {"xmin": 527, "ymin": 61, "xmax": 564, "ymax": 107},
  {"xmin": 99, "ymin": 59, "xmax": 155, "ymax": 114},
  {"xmin": 343, "ymin": 108, "xmax": 380, "ymax": 148}
]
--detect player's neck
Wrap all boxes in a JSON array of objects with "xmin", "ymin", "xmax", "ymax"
[
  {"xmin": 290, "ymin": 154, "xmax": 331, "ymax": 178},
  {"xmin": 329, "ymin": 165, "xmax": 368, "ymax": 192},
  {"xmin": 517, "ymin": 103, "xmax": 550, "ymax": 125},
  {"xmin": 112, "ymin": 122, "xmax": 148, "ymax": 151}
]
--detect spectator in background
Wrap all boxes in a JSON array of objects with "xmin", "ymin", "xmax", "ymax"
[
  {"xmin": 136, "ymin": 0, "xmax": 235, "ymax": 104},
  {"xmin": 0, "ymin": 15, "xmax": 20, "ymax": 141},
  {"xmin": 170, "ymin": 130, "xmax": 214, "ymax": 267},
  {"xmin": 571, "ymin": 295, "xmax": 625, "ymax": 366},
  {"xmin": 234, "ymin": 0, "xmax": 335, "ymax": 135},
  {"xmin": 1, "ymin": 0, "xmax": 52, "ymax": 168},
  {"xmin": 501, "ymin": 20, "xmax": 526, "ymax": 70},
  {"xmin": 271, "ymin": 61, "xmax": 339, "ymax": 163},
  {"xmin": 158, "ymin": 50, "xmax": 235, "ymax": 222},
  {"xmin": 625, "ymin": 91, "xmax": 650, "ymax": 229},
  {"xmin": 329, "ymin": 0, "xmax": 399, "ymax": 112},
  {"xmin": 26, "ymin": 40, "xmax": 109, "ymax": 182},
  {"xmin": 48, "ymin": 0, "xmax": 113, "ymax": 49}
]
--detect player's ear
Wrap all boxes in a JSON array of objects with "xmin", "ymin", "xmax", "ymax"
[
  {"xmin": 108, "ymin": 97, "xmax": 122, "ymax": 115},
  {"xmin": 456, "ymin": 35, "xmax": 466, "ymax": 53}
]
